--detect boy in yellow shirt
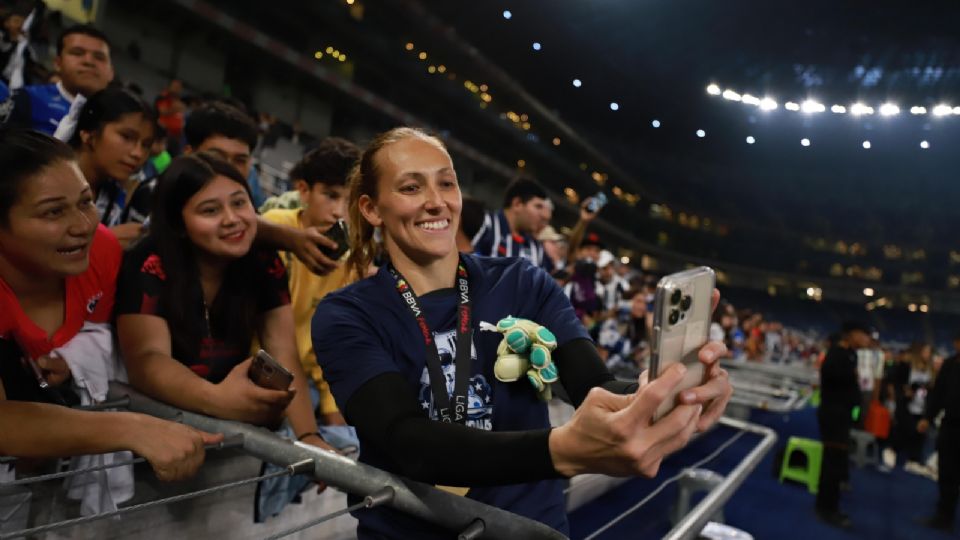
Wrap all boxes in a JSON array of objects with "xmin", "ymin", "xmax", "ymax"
[{"xmin": 262, "ymin": 138, "xmax": 359, "ymax": 426}]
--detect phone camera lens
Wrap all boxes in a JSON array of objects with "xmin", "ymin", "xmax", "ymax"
[
  {"xmin": 670, "ymin": 289, "xmax": 682, "ymax": 305},
  {"xmin": 681, "ymin": 295, "xmax": 692, "ymax": 311},
  {"xmin": 669, "ymin": 309, "xmax": 680, "ymax": 325}
]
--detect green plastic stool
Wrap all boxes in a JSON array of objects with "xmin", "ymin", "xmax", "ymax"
[
  {"xmin": 810, "ymin": 388, "xmax": 821, "ymax": 408},
  {"xmin": 779, "ymin": 437, "xmax": 823, "ymax": 494}
]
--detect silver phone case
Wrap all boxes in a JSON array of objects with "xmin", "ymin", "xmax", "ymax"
[{"xmin": 649, "ymin": 266, "xmax": 716, "ymax": 420}]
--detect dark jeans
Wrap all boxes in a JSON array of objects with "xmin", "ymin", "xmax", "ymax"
[
  {"xmin": 937, "ymin": 424, "xmax": 959, "ymax": 520},
  {"xmin": 817, "ymin": 408, "xmax": 852, "ymax": 512}
]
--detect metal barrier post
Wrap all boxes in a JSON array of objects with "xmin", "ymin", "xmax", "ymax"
[{"xmin": 662, "ymin": 417, "xmax": 778, "ymax": 540}]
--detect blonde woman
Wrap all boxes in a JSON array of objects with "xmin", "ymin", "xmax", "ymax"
[{"xmin": 312, "ymin": 127, "xmax": 732, "ymax": 538}]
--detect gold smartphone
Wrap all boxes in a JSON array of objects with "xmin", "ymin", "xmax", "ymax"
[{"xmin": 249, "ymin": 349, "xmax": 294, "ymax": 391}]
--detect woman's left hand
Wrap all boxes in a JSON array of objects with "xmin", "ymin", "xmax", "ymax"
[{"xmin": 676, "ymin": 289, "xmax": 734, "ymax": 432}]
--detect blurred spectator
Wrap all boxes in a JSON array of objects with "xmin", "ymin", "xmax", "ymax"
[
  {"xmin": 918, "ymin": 332, "xmax": 960, "ymax": 532},
  {"xmin": 3, "ymin": 24, "xmax": 113, "ymax": 136},
  {"xmin": 155, "ymin": 79, "xmax": 185, "ymax": 154},
  {"xmin": 69, "ymin": 87, "xmax": 157, "ymax": 246},
  {"xmin": 597, "ymin": 250, "xmax": 627, "ymax": 314},
  {"xmin": 891, "ymin": 342, "xmax": 934, "ymax": 473},
  {"xmin": 538, "ymin": 225, "xmax": 566, "ymax": 272},
  {"xmin": 456, "ymin": 196, "xmax": 486, "ymax": 253},
  {"xmin": 472, "ymin": 178, "xmax": 551, "ymax": 269},
  {"xmin": 137, "ymin": 123, "xmax": 173, "ymax": 180},
  {"xmin": 816, "ymin": 320, "xmax": 872, "ymax": 529},
  {"xmin": 262, "ymin": 137, "xmax": 359, "ymax": 426},
  {"xmin": 0, "ymin": 3, "xmax": 42, "ymax": 89},
  {"xmin": 184, "ymin": 101, "xmax": 256, "ymax": 179},
  {"xmin": 576, "ymin": 232, "xmax": 603, "ymax": 263}
]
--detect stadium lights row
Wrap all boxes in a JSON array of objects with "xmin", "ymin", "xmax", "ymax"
[
  {"xmin": 707, "ymin": 83, "xmax": 960, "ymax": 117},
  {"xmin": 690, "ymin": 129, "xmax": 932, "ymax": 150}
]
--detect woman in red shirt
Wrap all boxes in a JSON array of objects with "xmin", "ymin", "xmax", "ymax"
[{"xmin": 0, "ymin": 128, "xmax": 219, "ymax": 482}]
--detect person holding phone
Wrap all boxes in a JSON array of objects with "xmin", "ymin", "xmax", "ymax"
[
  {"xmin": 115, "ymin": 152, "xmax": 331, "ymax": 451},
  {"xmin": 312, "ymin": 127, "xmax": 732, "ymax": 538},
  {"xmin": 262, "ymin": 138, "xmax": 360, "ymax": 426},
  {"xmin": 0, "ymin": 128, "xmax": 221, "ymax": 482}
]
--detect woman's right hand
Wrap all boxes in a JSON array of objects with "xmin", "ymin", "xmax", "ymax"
[
  {"xmin": 210, "ymin": 358, "xmax": 295, "ymax": 425},
  {"xmin": 548, "ymin": 363, "xmax": 701, "ymax": 478},
  {"xmin": 126, "ymin": 414, "xmax": 224, "ymax": 482}
]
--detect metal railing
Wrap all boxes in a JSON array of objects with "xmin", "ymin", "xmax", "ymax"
[
  {"xmin": 726, "ymin": 361, "xmax": 816, "ymax": 413},
  {"xmin": 3, "ymin": 385, "xmax": 777, "ymax": 540},
  {"xmin": 663, "ymin": 417, "xmax": 778, "ymax": 540},
  {"xmin": 103, "ymin": 383, "xmax": 567, "ymax": 540},
  {"xmin": 580, "ymin": 416, "xmax": 777, "ymax": 540}
]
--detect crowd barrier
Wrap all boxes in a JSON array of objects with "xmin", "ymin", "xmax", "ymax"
[{"xmin": 2, "ymin": 384, "xmax": 777, "ymax": 540}]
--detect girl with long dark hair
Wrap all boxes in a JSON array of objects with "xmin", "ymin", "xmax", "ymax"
[{"xmin": 115, "ymin": 152, "xmax": 330, "ymax": 451}]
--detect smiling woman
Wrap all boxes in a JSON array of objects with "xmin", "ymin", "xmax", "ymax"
[
  {"xmin": 312, "ymin": 127, "xmax": 733, "ymax": 539},
  {"xmin": 0, "ymin": 128, "xmax": 221, "ymax": 481},
  {"xmin": 114, "ymin": 152, "xmax": 334, "ymax": 453}
]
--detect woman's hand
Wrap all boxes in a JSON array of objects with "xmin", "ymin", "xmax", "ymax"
[
  {"xmin": 548, "ymin": 363, "xmax": 702, "ymax": 478},
  {"xmin": 678, "ymin": 340, "xmax": 733, "ymax": 432},
  {"xmin": 210, "ymin": 358, "xmax": 295, "ymax": 425},
  {"xmin": 36, "ymin": 354, "xmax": 71, "ymax": 387},
  {"xmin": 125, "ymin": 413, "xmax": 224, "ymax": 482},
  {"xmin": 676, "ymin": 289, "xmax": 733, "ymax": 432}
]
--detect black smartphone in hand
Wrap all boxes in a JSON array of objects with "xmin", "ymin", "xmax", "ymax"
[{"xmin": 320, "ymin": 220, "xmax": 349, "ymax": 260}]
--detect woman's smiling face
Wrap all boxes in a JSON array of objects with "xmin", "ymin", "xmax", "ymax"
[{"xmin": 361, "ymin": 136, "xmax": 462, "ymax": 265}]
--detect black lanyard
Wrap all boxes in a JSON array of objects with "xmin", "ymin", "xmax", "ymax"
[{"xmin": 388, "ymin": 258, "xmax": 472, "ymax": 424}]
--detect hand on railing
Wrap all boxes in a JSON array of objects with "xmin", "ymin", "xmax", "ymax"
[
  {"xmin": 209, "ymin": 358, "xmax": 294, "ymax": 425},
  {"xmin": 126, "ymin": 414, "xmax": 224, "ymax": 482}
]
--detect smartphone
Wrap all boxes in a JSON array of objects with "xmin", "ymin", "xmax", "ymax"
[
  {"xmin": 649, "ymin": 266, "xmax": 716, "ymax": 421},
  {"xmin": 586, "ymin": 192, "xmax": 608, "ymax": 213},
  {"xmin": 320, "ymin": 220, "xmax": 349, "ymax": 260},
  {"xmin": 249, "ymin": 349, "xmax": 294, "ymax": 391}
]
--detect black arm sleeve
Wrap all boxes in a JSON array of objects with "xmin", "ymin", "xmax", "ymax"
[
  {"xmin": 343, "ymin": 372, "xmax": 561, "ymax": 486},
  {"xmin": 554, "ymin": 338, "xmax": 638, "ymax": 407}
]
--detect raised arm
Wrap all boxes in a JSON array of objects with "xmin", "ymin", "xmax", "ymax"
[{"xmin": 255, "ymin": 217, "xmax": 339, "ymax": 276}]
